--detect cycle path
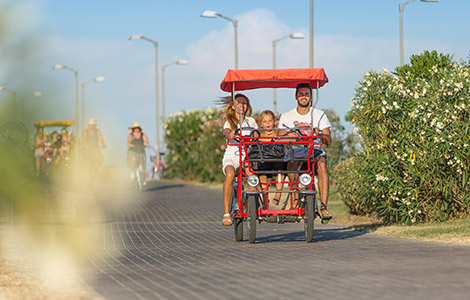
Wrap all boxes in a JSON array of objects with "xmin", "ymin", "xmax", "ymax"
[{"xmin": 84, "ymin": 181, "xmax": 470, "ymax": 300}]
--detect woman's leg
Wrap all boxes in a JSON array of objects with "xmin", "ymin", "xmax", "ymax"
[
  {"xmin": 223, "ymin": 165, "xmax": 235, "ymax": 215},
  {"xmin": 35, "ymin": 155, "xmax": 40, "ymax": 175}
]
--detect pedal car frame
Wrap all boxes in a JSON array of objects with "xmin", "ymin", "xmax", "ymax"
[{"xmin": 220, "ymin": 68, "xmax": 329, "ymax": 243}]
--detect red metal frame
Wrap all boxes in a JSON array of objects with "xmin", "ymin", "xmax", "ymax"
[{"xmin": 221, "ymin": 68, "xmax": 329, "ymax": 221}]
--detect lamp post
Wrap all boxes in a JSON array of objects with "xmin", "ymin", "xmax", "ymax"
[
  {"xmin": 52, "ymin": 64, "xmax": 79, "ymax": 135},
  {"xmin": 272, "ymin": 33, "xmax": 304, "ymax": 113},
  {"xmin": 0, "ymin": 86, "xmax": 17, "ymax": 120},
  {"xmin": 161, "ymin": 59, "xmax": 188, "ymax": 152},
  {"xmin": 309, "ymin": 0, "xmax": 314, "ymax": 68},
  {"xmin": 399, "ymin": 0, "xmax": 439, "ymax": 66},
  {"xmin": 129, "ymin": 34, "xmax": 161, "ymax": 166},
  {"xmin": 201, "ymin": 10, "xmax": 238, "ymax": 69},
  {"xmin": 21, "ymin": 91, "xmax": 42, "ymax": 123},
  {"xmin": 81, "ymin": 77, "xmax": 104, "ymax": 134}
]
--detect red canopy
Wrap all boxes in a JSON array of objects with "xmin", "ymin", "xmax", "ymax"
[{"xmin": 220, "ymin": 68, "xmax": 328, "ymax": 92}]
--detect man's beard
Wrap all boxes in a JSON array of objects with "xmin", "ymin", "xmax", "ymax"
[{"xmin": 298, "ymin": 99, "xmax": 311, "ymax": 108}]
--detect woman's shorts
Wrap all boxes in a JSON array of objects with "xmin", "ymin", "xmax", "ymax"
[
  {"xmin": 222, "ymin": 156, "xmax": 240, "ymax": 176},
  {"xmin": 35, "ymin": 149, "xmax": 44, "ymax": 157}
]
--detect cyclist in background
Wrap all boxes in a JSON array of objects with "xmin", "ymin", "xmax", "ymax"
[
  {"xmin": 82, "ymin": 118, "xmax": 107, "ymax": 175},
  {"xmin": 127, "ymin": 122, "xmax": 150, "ymax": 181}
]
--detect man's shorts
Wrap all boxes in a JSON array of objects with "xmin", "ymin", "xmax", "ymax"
[{"xmin": 287, "ymin": 148, "xmax": 327, "ymax": 171}]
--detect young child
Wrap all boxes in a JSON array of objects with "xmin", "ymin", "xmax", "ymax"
[
  {"xmin": 220, "ymin": 93, "xmax": 258, "ymax": 226},
  {"xmin": 257, "ymin": 110, "xmax": 286, "ymax": 206}
]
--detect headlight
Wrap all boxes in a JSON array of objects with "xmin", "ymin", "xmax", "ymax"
[
  {"xmin": 247, "ymin": 174, "xmax": 260, "ymax": 187},
  {"xmin": 299, "ymin": 173, "xmax": 312, "ymax": 186}
]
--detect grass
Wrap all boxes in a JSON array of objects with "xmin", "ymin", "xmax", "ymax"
[{"xmin": 327, "ymin": 188, "xmax": 470, "ymax": 246}]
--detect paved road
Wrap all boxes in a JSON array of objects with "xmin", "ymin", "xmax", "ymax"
[{"xmin": 84, "ymin": 181, "xmax": 470, "ymax": 300}]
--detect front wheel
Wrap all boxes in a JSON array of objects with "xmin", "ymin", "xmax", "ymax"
[
  {"xmin": 135, "ymin": 165, "xmax": 144, "ymax": 191},
  {"xmin": 247, "ymin": 195, "xmax": 257, "ymax": 244},
  {"xmin": 304, "ymin": 195, "xmax": 315, "ymax": 243}
]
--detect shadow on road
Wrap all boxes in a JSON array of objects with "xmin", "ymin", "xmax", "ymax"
[
  {"xmin": 257, "ymin": 227, "xmax": 366, "ymax": 243},
  {"xmin": 145, "ymin": 183, "xmax": 185, "ymax": 192}
]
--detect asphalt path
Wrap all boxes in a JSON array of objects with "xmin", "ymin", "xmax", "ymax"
[{"xmin": 83, "ymin": 180, "xmax": 470, "ymax": 300}]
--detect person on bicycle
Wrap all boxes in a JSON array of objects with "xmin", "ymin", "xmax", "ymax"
[
  {"xmin": 82, "ymin": 118, "xmax": 107, "ymax": 172},
  {"xmin": 278, "ymin": 83, "xmax": 333, "ymax": 218},
  {"xmin": 127, "ymin": 122, "xmax": 150, "ymax": 181},
  {"xmin": 219, "ymin": 94, "xmax": 258, "ymax": 226}
]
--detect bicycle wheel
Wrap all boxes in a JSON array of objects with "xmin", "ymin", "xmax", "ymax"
[
  {"xmin": 304, "ymin": 195, "xmax": 315, "ymax": 243},
  {"xmin": 230, "ymin": 182, "xmax": 243, "ymax": 242},
  {"xmin": 247, "ymin": 195, "xmax": 257, "ymax": 244},
  {"xmin": 135, "ymin": 166, "xmax": 144, "ymax": 191}
]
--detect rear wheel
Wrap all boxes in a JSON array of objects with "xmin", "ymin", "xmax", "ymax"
[
  {"xmin": 304, "ymin": 195, "xmax": 314, "ymax": 243},
  {"xmin": 234, "ymin": 218, "xmax": 243, "ymax": 242},
  {"xmin": 230, "ymin": 186, "xmax": 244, "ymax": 242},
  {"xmin": 247, "ymin": 195, "xmax": 257, "ymax": 244}
]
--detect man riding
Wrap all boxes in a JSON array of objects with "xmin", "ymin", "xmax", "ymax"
[{"xmin": 278, "ymin": 83, "xmax": 333, "ymax": 219}]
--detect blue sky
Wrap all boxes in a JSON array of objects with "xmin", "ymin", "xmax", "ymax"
[{"xmin": 1, "ymin": 0, "xmax": 469, "ymax": 168}]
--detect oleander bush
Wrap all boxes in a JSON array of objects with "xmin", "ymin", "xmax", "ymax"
[
  {"xmin": 334, "ymin": 51, "xmax": 470, "ymax": 224},
  {"xmin": 164, "ymin": 108, "xmax": 226, "ymax": 182}
]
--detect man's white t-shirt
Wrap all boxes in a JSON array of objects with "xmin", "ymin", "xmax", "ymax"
[
  {"xmin": 279, "ymin": 107, "xmax": 331, "ymax": 132},
  {"xmin": 223, "ymin": 116, "xmax": 258, "ymax": 158},
  {"xmin": 279, "ymin": 107, "xmax": 330, "ymax": 148}
]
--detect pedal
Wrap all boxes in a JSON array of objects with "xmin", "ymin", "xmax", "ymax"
[{"xmin": 321, "ymin": 215, "xmax": 332, "ymax": 224}]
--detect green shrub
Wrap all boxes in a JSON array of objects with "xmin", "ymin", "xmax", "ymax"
[
  {"xmin": 335, "ymin": 50, "xmax": 470, "ymax": 224},
  {"xmin": 164, "ymin": 108, "xmax": 225, "ymax": 182}
]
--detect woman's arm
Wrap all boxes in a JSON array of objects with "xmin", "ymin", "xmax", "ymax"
[
  {"xmin": 127, "ymin": 134, "xmax": 133, "ymax": 148},
  {"xmin": 82, "ymin": 130, "xmax": 87, "ymax": 144},
  {"xmin": 224, "ymin": 128, "xmax": 233, "ymax": 139},
  {"xmin": 143, "ymin": 133, "xmax": 151, "ymax": 147},
  {"xmin": 97, "ymin": 129, "xmax": 107, "ymax": 148}
]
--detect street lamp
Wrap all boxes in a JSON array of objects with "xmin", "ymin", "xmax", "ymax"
[
  {"xmin": 310, "ymin": 0, "xmax": 314, "ymax": 68},
  {"xmin": 272, "ymin": 33, "xmax": 304, "ymax": 113},
  {"xmin": 129, "ymin": 34, "xmax": 161, "ymax": 167},
  {"xmin": 161, "ymin": 59, "xmax": 188, "ymax": 124},
  {"xmin": 161, "ymin": 59, "xmax": 188, "ymax": 152},
  {"xmin": 399, "ymin": 0, "xmax": 439, "ymax": 66},
  {"xmin": 52, "ymin": 64, "xmax": 79, "ymax": 135},
  {"xmin": 21, "ymin": 91, "xmax": 42, "ymax": 123},
  {"xmin": 81, "ymin": 76, "xmax": 104, "ymax": 134},
  {"xmin": 0, "ymin": 86, "xmax": 17, "ymax": 120},
  {"xmin": 201, "ymin": 10, "xmax": 238, "ymax": 69}
]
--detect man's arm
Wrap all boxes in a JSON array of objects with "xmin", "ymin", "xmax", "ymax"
[{"xmin": 320, "ymin": 127, "xmax": 332, "ymax": 147}]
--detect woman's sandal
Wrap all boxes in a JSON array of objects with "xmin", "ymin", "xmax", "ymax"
[
  {"xmin": 272, "ymin": 198, "xmax": 280, "ymax": 206},
  {"xmin": 222, "ymin": 213, "xmax": 233, "ymax": 226},
  {"xmin": 320, "ymin": 203, "xmax": 333, "ymax": 219}
]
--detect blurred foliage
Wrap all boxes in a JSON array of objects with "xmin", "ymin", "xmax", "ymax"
[
  {"xmin": 164, "ymin": 108, "xmax": 225, "ymax": 182},
  {"xmin": 334, "ymin": 50, "xmax": 470, "ymax": 225}
]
